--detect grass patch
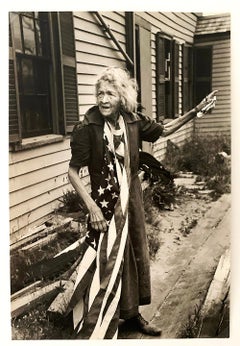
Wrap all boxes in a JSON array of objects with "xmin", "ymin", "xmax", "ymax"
[{"xmin": 179, "ymin": 304, "xmax": 202, "ymax": 338}]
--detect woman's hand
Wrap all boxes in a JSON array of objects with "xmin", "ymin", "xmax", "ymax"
[
  {"xmin": 88, "ymin": 203, "xmax": 108, "ymax": 232},
  {"xmin": 195, "ymin": 90, "xmax": 218, "ymax": 116}
]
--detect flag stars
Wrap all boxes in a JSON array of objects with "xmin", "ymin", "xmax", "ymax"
[
  {"xmin": 98, "ymin": 186, "xmax": 105, "ymax": 196},
  {"xmin": 106, "ymin": 183, "xmax": 112, "ymax": 191},
  {"xmin": 100, "ymin": 200, "xmax": 109, "ymax": 208},
  {"xmin": 112, "ymin": 192, "xmax": 118, "ymax": 199},
  {"xmin": 108, "ymin": 162, "xmax": 114, "ymax": 171}
]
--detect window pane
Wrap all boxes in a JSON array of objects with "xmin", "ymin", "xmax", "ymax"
[
  {"xmin": 21, "ymin": 95, "xmax": 52, "ymax": 137},
  {"xmin": 22, "ymin": 15, "xmax": 36, "ymax": 55},
  {"xmin": 195, "ymin": 48, "xmax": 212, "ymax": 77},
  {"xmin": 35, "ymin": 19, "xmax": 43, "ymax": 56},
  {"xmin": 21, "ymin": 58, "xmax": 35, "ymax": 93},
  {"xmin": 10, "ymin": 13, "xmax": 23, "ymax": 52}
]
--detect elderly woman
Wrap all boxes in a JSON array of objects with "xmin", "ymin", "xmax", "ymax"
[{"xmin": 67, "ymin": 67, "xmax": 217, "ymax": 339}]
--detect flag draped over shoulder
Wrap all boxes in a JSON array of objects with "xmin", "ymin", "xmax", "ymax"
[{"xmin": 67, "ymin": 115, "xmax": 131, "ymax": 339}]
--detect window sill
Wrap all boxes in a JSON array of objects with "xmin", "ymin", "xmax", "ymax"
[{"xmin": 10, "ymin": 134, "xmax": 65, "ymax": 152}]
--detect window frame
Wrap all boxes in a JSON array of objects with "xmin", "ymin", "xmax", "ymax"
[{"xmin": 9, "ymin": 11, "xmax": 79, "ymax": 148}]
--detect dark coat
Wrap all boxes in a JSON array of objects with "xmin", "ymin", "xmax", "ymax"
[{"xmin": 69, "ymin": 106, "xmax": 163, "ymax": 319}]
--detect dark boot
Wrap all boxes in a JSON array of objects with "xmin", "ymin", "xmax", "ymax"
[{"xmin": 127, "ymin": 313, "xmax": 161, "ymax": 336}]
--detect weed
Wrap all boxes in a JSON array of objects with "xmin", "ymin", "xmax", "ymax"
[
  {"xmin": 58, "ymin": 190, "xmax": 87, "ymax": 213},
  {"xmin": 12, "ymin": 301, "xmax": 73, "ymax": 340},
  {"xmin": 179, "ymin": 304, "xmax": 202, "ymax": 338},
  {"xmin": 147, "ymin": 227, "xmax": 161, "ymax": 260},
  {"xmin": 179, "ymin": 217, "xmax": 198, "ymax": 237}
]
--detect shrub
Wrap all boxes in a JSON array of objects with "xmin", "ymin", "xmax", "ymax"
[
  {"xmin": 58, "ymin": 190, "xmax": 87, "ymax": 213},
  {"xmin": 163, "ymin": 134, "xmax": 231, "ymax": 198}
]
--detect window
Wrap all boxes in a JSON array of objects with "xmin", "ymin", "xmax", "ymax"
[
  {"xmin": 156, "ymin": 33, "xmax": 179, "ymax": 121},
  {"xmin": 10, "ymin": 12, "xmax": 52, "ymax": 138},
  {"xmin": 194, "ymin": 46, "xmax": 212, "ymax": 104},
  {"xmin": 9, "ymin": 12, "xmax": 79, "ymax": 144}
]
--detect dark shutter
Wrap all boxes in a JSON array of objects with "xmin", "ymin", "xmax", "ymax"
[
  {"xmin": 173, "ymin": 41, "xmax": 179, "ymax": 116},
  {"xmin": 156, "ymin": 32, "xmax": 165, "ymax": 121},
  {"xmin": 194, "ymin": 46, "xmax": 212, "ymax": 105},
  {"xmin": 182, "ymin": 45, "xmax": 193, "ymax": 113},
  {"xmin": 59, "ymin": 12, "xmax": 79, "ymax": 133},
  {"xmin": 9, "ymin": 22, "xmax": 21, "ymax": 143}
]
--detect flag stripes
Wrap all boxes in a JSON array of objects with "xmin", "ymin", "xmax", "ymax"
[{"xmin": 71, "ymin": 115, "xmax": 131, "ymax": 339}]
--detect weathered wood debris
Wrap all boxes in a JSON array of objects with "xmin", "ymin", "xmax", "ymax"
[{"xmin": 10, "ymin": 215, "xmax": 86, "ymax": 319}]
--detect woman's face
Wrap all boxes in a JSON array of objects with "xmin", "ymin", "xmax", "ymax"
[{"xmin": 96, "ymin": 81, "xmax": 121, "ymax": 121}]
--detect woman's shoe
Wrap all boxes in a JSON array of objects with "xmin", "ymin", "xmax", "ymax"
[{"xmin": 127, "ymin": 313, "xmax": 161, "ymax": 336}]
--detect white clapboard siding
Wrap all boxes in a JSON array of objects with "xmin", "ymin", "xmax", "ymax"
[
  {"xmin": 9, "ymin": 138, "xmax": 72, "ymax": 243},
  {"xmin": 10, "ymin": 173, "xmax": 69, "ymax": 208},
  {"xmin": 9, "ymin": 138, "xmax": 70, "ymax": 164},
  {"xmin": 153, "ymin": 122, "xmax": 194, "ymax": 160},
  {"xmin": 9, "ymin": 161, "xmax": 69, "ymax": 193},
  {"xmin": 137, "ymin": 12, "xmax": 196, "ymax": 43},
  {"xmin": 74, "ymin": 11, "xmax": 127, "ymax": 119},
  {"xmin": 9, "ymin": 149, "xmax": 71, "ymax": 179},
  {"xmin": 195, "ymin": 38, "xmax": 230, "ymax": 136}
]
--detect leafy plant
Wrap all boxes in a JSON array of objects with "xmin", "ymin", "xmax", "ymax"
[
  {"xmin": 58, "ymin": 190, "xmax": 87, "ymax": 213},
  {"xmin": 163, "ymin": 134, "xmax": 231, "ymax": 198}
]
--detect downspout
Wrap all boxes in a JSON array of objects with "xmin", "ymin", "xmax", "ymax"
[{"xmin": 93, "ymin": 11, "xmax": 134, "ymax": 68}]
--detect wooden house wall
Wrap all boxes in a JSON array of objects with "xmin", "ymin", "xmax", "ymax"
[
  {"xmin": 194, "ymin": 37, "xmax": 231, "ymax": 136},
  {"xmin": 134, "ymin": 12, "xmax": 198, "ymax": 160},
  {"xmin": 9, "ymin": 139, "xmax": 89, "ymax": 245},
  {"xmin": 73, "ymin": 11, "xmax": 127, "ymax": 118},
  {"xmin": 9, "ymin": 11, "xmax": 199, "ymax": 244}
]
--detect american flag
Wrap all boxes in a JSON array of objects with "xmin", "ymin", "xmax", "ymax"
[{"xmin": 67, "ymin": 116, "xmax": 130, "ymax": 339}]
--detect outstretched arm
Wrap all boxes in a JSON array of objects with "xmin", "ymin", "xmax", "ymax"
[{"xmin": 162, "ymin": 90, "xmax": 218, "ymax": 137}]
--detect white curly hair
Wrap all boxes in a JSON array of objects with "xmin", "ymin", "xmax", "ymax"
[{"xmin": 95, "ymin": 67, "xmax": 138, "ymax": 113}]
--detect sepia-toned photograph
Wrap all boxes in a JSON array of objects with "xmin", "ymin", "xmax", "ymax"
[{"xmin": 7, "ymin": 8, "xmax": 234, "ymax": 342}]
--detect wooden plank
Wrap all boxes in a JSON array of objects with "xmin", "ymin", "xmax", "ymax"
[
  {"xmin": 10, "ymin": 217, "xmax": 73, "ymax": 251},
  {"xmin": 9, "ymin": 149, "xmax": 71, "ymax": 179},
  {"xmin": 77, "ymin": 84, "xmax": 95, "ymax": 94},
  {"xmin": 74, "ymin": 16, "xmax": 105, "ymax": 36},
  {"xmin": 9, "ymin": 138, "xmax": 70, "ymax": 164},
  {"xmin": 48, "ymin": 269, "xmax": 78, "ymax": 315},
  {"xmin": 75, "ymin": 29, "xmax": 113, "ymax": 47},
  {"xmin": 10, "ymin": 200, "xmax": 70, "ymax": 242},
  {"xmin": 54, "ymin": 237, "xmax": 85, "ymax": 257},
  {"xmin": 138, "ymin": 12, "xmax": 194, "ymax": 42},
  {"xmin": 78, "ymin": 94, "xmax": 96, "ymax": 105},
  {"xmin": 77, "ymin": 63, "xmax": 125, "ymax": 76},
  {"xmin": 100, "ymin": 12, "xmax": 126, "ymax": 34},
  {"xmin": 11, "ymin": 280, "xmax": 67, "ymax": 319},
  {"xmin": 9, "ymin": 161, "xmax": 69, "ymax": 193},
  {"xmin": 10, "ymin": 183, "xmax": 73, "ymax": 220},
  {"xmin": 76, "ymin": 51, "xmax": 125, "ymax": 66},
  {"xmin": 198, "ymin": 249, "xmax": 230, "ymax": 337},
  {"xmin": 21, "ymin": 233, "xmax": 58, "ymax": 252},
  {"xmin": 75, "ymin": 39, "xmax": 120, "ymax": 56},
  {"xmin": 73, "ymin": 15, "xmax": 126, "ymax": 43},
  {"xmin": 101, "ymin": 11, "xmax": 125, "ymax": 26},
  {"xmin": 10, "ymin": 173, "xmax": 69, "ymax": 207},
  {"xmin": 11, "ymin": 281, "xmax": 42, "ymax": 301}
]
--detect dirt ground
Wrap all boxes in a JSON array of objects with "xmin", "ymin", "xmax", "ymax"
[{"xmin": 11, "ymin": 175, "xmax": 229, "ymax": 340}]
